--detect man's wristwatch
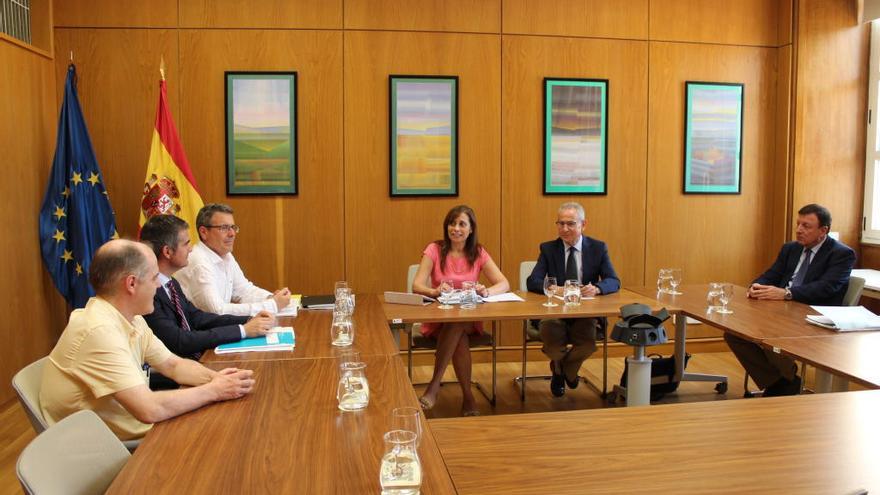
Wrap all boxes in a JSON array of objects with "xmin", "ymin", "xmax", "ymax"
[{"xmin": 784, "ymin": 288, "xmax": 792, "ymax": 300}]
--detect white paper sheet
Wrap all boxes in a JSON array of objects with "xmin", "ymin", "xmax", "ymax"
[
  {"xmin": 482, "ymin": 292, "xmax": 525, "ymax": 303},
  {"xmin": 809, "ymin": 305, "xmax": 880, "ymax": 331}
]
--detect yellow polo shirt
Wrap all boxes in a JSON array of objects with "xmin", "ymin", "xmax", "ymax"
[{"xmin": 40, "ymin": 297, "xmax": 173, "ymax": 440}]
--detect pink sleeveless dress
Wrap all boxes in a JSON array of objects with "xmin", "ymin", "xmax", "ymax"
[{"xmin": 419, "ymin": 242, "xmax": 492, "ymax": 338}]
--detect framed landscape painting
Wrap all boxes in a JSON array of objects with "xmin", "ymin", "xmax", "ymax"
[
  {"xmin": 389, "ymin": 75, "xmax": 458, "ymax": 197},
  {"xmin": 225, "ymin": 72, "xmax": 297, "ymax": 195},
  {"xmin": 543, "ymin": 78, "xmax": 608, "ymax": 195},
  {"xmin": 683, "ymin": 81, "xmax": 744, "ymax": 194}
]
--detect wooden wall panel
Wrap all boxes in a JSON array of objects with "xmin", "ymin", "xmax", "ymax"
[
  {"xmin": 180, "ymin": 0, "xmax": 341, "ymax": 29},
  {"xmin": 646, "ymin": 42, "xmax": 779, "ymax": 287},
  {"xmin": 649, "ymin": 0, "xmax": 779, "ymax": 47},
  {"xmin": 30, "ymin": 0, "xmax": 54, "ymax": 54},
  {"xmin": 179, "ymin": 30, "xmax": 344, "ymax": 294},
  {"xmin": 501, "ymin": 35, "xmax": 648, "ymax": 291},
  {"xmin": 0, "ymin": 40, "xmax": 65, "ymax": 405},
  {"xmin": 778, "ymin": 0, "xmax": 794, "ymax": 46},
  {"xmin": 53, "ymin": 29, "xmax": 180, "ymax": 241},
  {"xmin": 54, "ymin": 0, "xmax": 178, "ymax": 28},
  {"xmin": 792, "ymin": 0, "xmax": 868, "ymax": 250},
  {"xmin": 502, "ymin": 0, "xmax": 648, "ymax": 39},
  {"xmin": 861, "ymin": 244, "xmax": 880, "ymax": 269},
  {"xmin": 344, "ymin": 31, "xmax": 501, "ymax": 294},
  {"xmin": 773, "ymin": 44, "xmax": 793, "ymax": 247},
  {"xmin": 344, "ymin": 0, "xmax": 500, "ymax": 33}
]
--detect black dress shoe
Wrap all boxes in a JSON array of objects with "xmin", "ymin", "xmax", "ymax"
[
  {"xmin": 565, "ymin": 374, "xmax": 580, "ymax": 389},
  {"xmin": 550, "ymin": 361, "xmax": 565, "ymax": 397}
]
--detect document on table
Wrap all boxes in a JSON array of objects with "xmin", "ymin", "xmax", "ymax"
[
  {"xmin": 807, "ymin": 306, "xmax": 880, "ymax": 331},
  {"xmin": 215, "ymin": 327, "xmax": 296, "ymax": 353},
  {"xmin": 482, "ymin": 292, "xmax": 525, "ymax": 303},
  {"xmin": 276, "ymin": 302, "xmax": 299, "ymax": 317}
]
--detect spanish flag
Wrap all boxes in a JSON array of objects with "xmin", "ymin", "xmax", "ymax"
[{"xmin": 139, "ymin": 67, "xmax": 203, "ymax": 242}]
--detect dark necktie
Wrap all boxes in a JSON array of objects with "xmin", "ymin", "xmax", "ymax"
[
  {"xmin": 565, "ymin": 246, "xmax": 579, "ymax": 282},
  {"xmin": 790, "ymin": 249, "xmax": 813, "ymax": 288},
  {"xmin": 166, "ymin": 281, "xmax": 191, "ymax": 332}
]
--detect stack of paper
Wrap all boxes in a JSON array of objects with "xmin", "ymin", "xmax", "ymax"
[
  {"xmin": 276, "ymin": 303, "xmax": 298, "ymax": 317},
  {"xmin": 806, "ymin": 306, "xmax": 880, "ymax": 332},
  {"xmin": 215, "ymin": 327, "xmax": 296, "ymax": 353},
  {"xmin": 482, "ymin": 292, "xmax": 525, "ymax": 303}
]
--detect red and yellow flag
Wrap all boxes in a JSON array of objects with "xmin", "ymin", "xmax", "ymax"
[{"xmin": 139, "ymin": 70, "xmax": 204, "ymax": 243}]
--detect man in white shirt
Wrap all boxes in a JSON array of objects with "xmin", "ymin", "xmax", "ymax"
[{"xmin": 176, "ymin": 203, "xmax": 291, "ymax": 316}]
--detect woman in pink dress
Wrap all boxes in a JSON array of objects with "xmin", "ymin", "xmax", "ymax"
[{"xmin": 411, "ymin": 205, "xmax": 509, "ymax": 416}]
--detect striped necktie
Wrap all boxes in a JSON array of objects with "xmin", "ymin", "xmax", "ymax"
[{"xmin": 166, "ymin": 280, "xmax": 191, "ymax": 332}]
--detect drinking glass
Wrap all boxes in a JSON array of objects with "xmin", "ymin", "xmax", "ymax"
[
  {"xmin": 668, "ymin": 268, "xmax": 683, "ymax": 295},
  {"xmin": 337, "ymin": 349, "xmax": 361, "ymax": 368},
  {"xmin": 543, "ymin": 276, "xmax": 558, "ymax": 307},
  {"xmin": 335, "ymin": 287, "xmax": 354, "ymax": 316},
  {"xmin": 379, "ymin": 430, "xmax": 421, "ymax": 495},
  {"xmin": 438, "ymin": 279, "xmax": 454, "ymax": 310},
  {"xmin": 337, "ymin": 361, "xmax": 369, "ymax": 411},
  {"xmin": 717, "ymin": 283, "xmax": 734, "ymax": 314},
  {"xmin": 390, "ymin": 407, "xmax": 422, "ymax": 447},
  {"xmin": 334, "ymin": 281, "xmax": 349, "ymax": 299},
  {"xmin": 657, "ymin": 268, "xmax": 672, "ymax": 294},
  {"xmin": 706, "ymin": 282, "xmax": 723, "ymax": 313},
  {"xmin": 331, "ymin": 313, "xmax": 355, "ymax": 347},
  {"xmin": 563, "ymin": 279, "xmax": 581, "ymax": 307},
  {"xmin": 460, "ymin": 281, "xmax": 477, "ymax": 310}
]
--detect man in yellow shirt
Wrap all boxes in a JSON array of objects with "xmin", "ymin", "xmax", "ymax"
[{"xmin": 40, "ymin": 239, "xmax": 255, "ymax": 440}]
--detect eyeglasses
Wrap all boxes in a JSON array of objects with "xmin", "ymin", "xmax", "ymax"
[
  {"xmin": 555, "ymin": 221, "xmax": 580, "ymax": 229},
  {"xmin": 205, "ymin": 224, "xmax": 240, "ymax": 233}
]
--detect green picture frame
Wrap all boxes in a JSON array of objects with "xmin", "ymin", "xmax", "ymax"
[
  {"xmin": 225, "ymin": 72, "xmax": 297, "ymax": 195},
  {"xmin": 543, "ymin": 78, "xmax": 609, "ymax": 195},
  {"xmin": 389, "ymin": 75, "xmax": 459, "ymax": 197},
  {"xmin": 683, "ymin": 81, "xmax": 744, "ymax": 195}
]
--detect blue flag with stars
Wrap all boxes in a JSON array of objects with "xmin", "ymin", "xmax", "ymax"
[{"xmin": 39, "ymin": 64, "xmax": 118, "ymax": 308}]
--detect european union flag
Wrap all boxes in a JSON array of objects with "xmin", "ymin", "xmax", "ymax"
[{"xmin": 39, "ymin": 64, "xmax": 118, "ymax": 308}]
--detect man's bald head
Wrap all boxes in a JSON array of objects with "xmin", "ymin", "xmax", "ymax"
[{"xmin": 89, "ymin": 239, "xmax": 154, "ymax": 297}]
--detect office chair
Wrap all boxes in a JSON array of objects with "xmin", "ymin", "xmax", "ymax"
[
  {"xmin": 12, "ymin": 357, "xmax": 49, "ymax": 434},
  {"xmin": 17, "ymin": 409, "xmax": 130, "ymax": 495},
  {"xmin": 13, "ymin": 357, "xmax": 141, "ymax": 452}
]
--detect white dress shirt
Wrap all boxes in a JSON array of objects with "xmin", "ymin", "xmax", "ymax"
[{"xmin": 175, "ymin": 242, "xmax": 277, "ymax": 316}]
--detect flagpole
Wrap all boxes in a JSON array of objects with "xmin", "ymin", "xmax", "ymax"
[{"xmin": 159, "ymin": 55, "xmax": 165, "ymax": 81}]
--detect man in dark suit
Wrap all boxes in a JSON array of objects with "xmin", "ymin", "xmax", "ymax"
[
  {"xmin": 526, "ymin": 202, "xmax": 620, "ymax": 397},
  {"xmin": 726, "ymin": 203, "xmax": 855, "ymax": 397},
  {"xmin": 140, "ymin": 215, "xmax": 274, "ymax": 389}
]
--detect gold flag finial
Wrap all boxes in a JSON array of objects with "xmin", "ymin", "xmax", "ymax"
[{"xmin": 159, "ymin": 56, "xmax": 166, "ymax": 81}]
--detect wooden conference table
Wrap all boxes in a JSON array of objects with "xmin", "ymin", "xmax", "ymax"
[
  {"xmin": 107, "ymin": 288, "xmax": 880, "ymax": 493},
  {"xmin": 764, "ymin": 332, "xmax": 880, "ymax": 389},
  {"xmin": 380, "ymin": 289, "xmax": 667, "ymax": 324},
  {"xmin": 382, "ymin": 289, "xmax": 671, "ymax": 397},
  {"xmin": 202, "ymin": 292, "xmax": 399, "ymax": 363},
  {"xmin": 628, "ymin": 284, "xmax": 855, "ymax": 387},
  {"xmin": 630, "ymin": 284, "xmax": 880, "ymax": 393},
  {"xmin": 430, "ymin": 389, "xmax": 880, "ymax": 494},
  {"xmin": 107, "ymin": 294, "xmax": 457, "ymax": 494}
]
